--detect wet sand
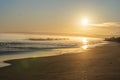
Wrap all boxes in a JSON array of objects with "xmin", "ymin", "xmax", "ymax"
[{"xmin": 0, "ymin": 42, "xmax": 120, "ymax": 80}]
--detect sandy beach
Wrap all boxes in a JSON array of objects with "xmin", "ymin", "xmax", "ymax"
[
  {"xmin": 0, "ymin": 42, "xmax": 120, "ymax": 80},
  {"xmin": 1, "ymin": 0, "xmax": 120, "ymax": 80}
]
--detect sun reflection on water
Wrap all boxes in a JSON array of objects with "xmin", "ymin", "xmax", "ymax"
[
  {"xmin": 82, "ymin": 38, "xmax": 88, "ymax": 44},
  {"xmin": 82, "ymin": 45, "xmax": 88, "ymax": 50},
  {"xmin": 81, "ymin": 38, "xmax": 89, "ymax": 50}
]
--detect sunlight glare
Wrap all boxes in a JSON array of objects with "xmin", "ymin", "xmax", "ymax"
[
  {"xmin": 82, "ymin": 45, "xmax": 88, "ymax": 50},
  {"xmin": 82, "ymin": 38, "xmax": 88, "ymax": 44},
  {"xmin": 81, "ymin": 18, "xmax": 89, "ymax": 26}
]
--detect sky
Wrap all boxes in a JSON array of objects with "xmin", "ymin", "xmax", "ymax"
[{"xmin": 0, "ymin": 0, "xmax": 120, "ymax": 35}]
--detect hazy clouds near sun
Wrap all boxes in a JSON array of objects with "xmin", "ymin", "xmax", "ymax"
[{"xmin": 0, "ymin": 0, "xmax": 120, "ymax": 35}]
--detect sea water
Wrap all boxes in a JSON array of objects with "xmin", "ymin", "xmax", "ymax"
[{"xmin": 0, "ymin": 33, "xmax": 107, "ymax": 67}]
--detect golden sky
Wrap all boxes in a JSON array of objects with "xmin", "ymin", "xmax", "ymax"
[{"xmin": 0, "ymin": 0, "xmax": 120, "ymax": 35}]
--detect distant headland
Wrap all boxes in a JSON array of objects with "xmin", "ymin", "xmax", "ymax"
[{"xmin": 105, "ymin": 37, "xmax": 120, "ymax": 43}]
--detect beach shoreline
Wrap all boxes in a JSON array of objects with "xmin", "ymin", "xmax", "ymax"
[
  {"xmin": 0, "ymin": 42, "xmax": 120, "ymax": 80},
  {"xmin": 0, "ymin": 40, "xmax": 107, "ymax": 68}
]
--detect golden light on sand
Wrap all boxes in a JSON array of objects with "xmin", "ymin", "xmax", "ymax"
[{"xmin": 81, "ymin": 18, "xmax": 89, "ymax": 26}]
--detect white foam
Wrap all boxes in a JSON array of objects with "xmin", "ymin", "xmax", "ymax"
[{"xmin": 0, "ymin": 62, "xmax": 11, "ymax": 68}]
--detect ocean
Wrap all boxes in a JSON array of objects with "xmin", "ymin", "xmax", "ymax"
[{"xmin": 0, "ymin": 33, "xmax": 107, "ymax": 67}]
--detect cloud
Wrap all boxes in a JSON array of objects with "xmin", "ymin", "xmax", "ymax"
[{"xmin": 89, "ymin": 22, "xmax": 120, "ymax": 27}]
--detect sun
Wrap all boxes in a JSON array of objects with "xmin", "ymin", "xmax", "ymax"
[{"xmin": 81, "ymin": 18, "xmax": 89, "ymax": 26}]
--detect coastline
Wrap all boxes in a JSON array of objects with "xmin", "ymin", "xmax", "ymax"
[
  {"xmin": 0, "ymin": 42, "xmax": 120, "ymax": 80},
  {"xmin": 0, "ymin": 40, "xmax": 107, "ymax": 68}
]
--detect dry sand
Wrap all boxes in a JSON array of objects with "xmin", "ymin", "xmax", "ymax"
[{"xmin": 0, "ymin": 42, "xmax": 120, "ymax": 80}]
